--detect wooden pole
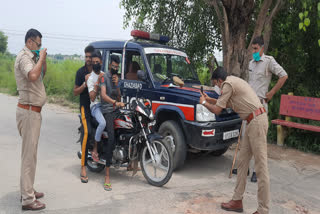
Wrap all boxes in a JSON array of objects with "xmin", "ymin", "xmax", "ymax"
[{"xmin": 229, "ymin": 123, "xmax": 244, "ymax": 178}]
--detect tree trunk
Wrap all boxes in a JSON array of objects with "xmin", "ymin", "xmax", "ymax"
[{"xmin": 209, "ymin": 0, "xmax": 283, "ymax": 78}]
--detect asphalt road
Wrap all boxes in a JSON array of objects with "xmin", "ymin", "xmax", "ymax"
[{"xmin": 0, "ymin": 93, "xmax": 319, "ymax": 214}]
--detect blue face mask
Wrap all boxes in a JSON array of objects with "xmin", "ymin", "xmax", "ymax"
[
  {"xmin": 31, "ymin": 48, "xmax": 43, "ymax": 57},
  {"xmin": 252, "ymin": 46, "xmax": 263, "ymax": 61}
]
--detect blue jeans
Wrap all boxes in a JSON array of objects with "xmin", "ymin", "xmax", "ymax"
[{"xmin": 91, "ymin": 103, "xmax": 106, "ymax": 142}]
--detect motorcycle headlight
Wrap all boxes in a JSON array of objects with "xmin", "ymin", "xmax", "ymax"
[{"xmin": 196, "ymin": 104, "xmax": 216, "ymax": 122}]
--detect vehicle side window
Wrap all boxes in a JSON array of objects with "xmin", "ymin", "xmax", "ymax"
[{"xmin": 124, "ymin": 50, "xmax": 146, "ymax": 81}]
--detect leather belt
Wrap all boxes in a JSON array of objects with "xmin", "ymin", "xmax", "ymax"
[
  {"xmin": 246, "ymin": 107, "xmax": 266, "ymax": 124},
  {"xmin": 18, "ymin": 103, "xmax": 42, "ymax": 113}
]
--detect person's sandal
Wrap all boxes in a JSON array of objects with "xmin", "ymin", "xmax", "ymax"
[
  {"xmin": 92, "ymin": 152, "xmax": 100, "ymax": 162},
  {"xmin": 80, "ymin": 174, "xmax": 88, "ymax": 183},
  {"xmin": 104, "ymin": 183, "xmax": 112, "ymax": 191}
]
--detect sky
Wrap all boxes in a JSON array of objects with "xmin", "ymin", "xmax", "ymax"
[
  {"xmin": 0, "ymin": 0, "xmax": 222, "ymax": 60},
  {"xmin": 0, "ymin": 0, "xmax": 132, "ymax": 55}
]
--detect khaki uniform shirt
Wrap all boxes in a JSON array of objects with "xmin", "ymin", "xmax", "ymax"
[
  {"xmin": 216, "ymin": 76, "xmax": 263, "ymax": 120},
  {"xmin": 248, "ymin": 54, "xmax": 287, "ymax": 99},
  {"xmin": 14, "ymin": 46, "xmax": 47, "ymax": 107}
]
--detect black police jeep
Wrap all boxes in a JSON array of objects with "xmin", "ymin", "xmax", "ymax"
[{"xmin": 90, "ymin": 30, "xmax": 242, "ymax": 169}]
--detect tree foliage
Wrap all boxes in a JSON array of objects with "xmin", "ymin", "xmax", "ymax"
[
  {"xmin": 267, "ymin": 0, "xmax": 320, "ymax": 152},
  {"xmin": 121, "ymin": 0, "xmax": 220, "ymax": 65},
  {"xmin": 0, "ymin": 31, "xmax": 8, "ymax": 54},
  {"xmin": 297, "ymin": 0, "xmax": 320, "ymax": 46}
]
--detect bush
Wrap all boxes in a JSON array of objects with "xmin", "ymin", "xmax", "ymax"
[{"xmin": 0, "ymin": 54, "xmax": 83, "ymax": 103}]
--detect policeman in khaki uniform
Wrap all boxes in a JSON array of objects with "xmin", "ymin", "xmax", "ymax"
[
  {"xmin": 199, "ymin": 67, "xmax": 269, "ymax": 214},
  {"xmin": 235, "ymin": 36, "xmax": 288, "ymax": 182},
  {"xmin": 15, "ymin": 29, "xmax": 47, "ymax": 211},
  {"xmin": 248, "ymin": 36, "xmax": 288, "ymax": 111}
]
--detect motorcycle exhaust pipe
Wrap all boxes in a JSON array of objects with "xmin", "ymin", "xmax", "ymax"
[
  {"xmin": 77, "ymin": 151, "xmax": 93, "ymax": 161},
  {"xmin": 77, "ymin": 151, "xmax": 107, "ymax": 165}
]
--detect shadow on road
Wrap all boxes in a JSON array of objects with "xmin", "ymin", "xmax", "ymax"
[{"xmin": 175, "ymin": 152, "xmax": 233, "ymax": 179}]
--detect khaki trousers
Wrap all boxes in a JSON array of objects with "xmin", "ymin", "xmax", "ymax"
[
  {"xmin": 232, "ymin": 113, "xmax": 270, "ymax": 214},
  {"xmin": 16, "ymin": 107, "xmax": 42, "ymax": 206}
]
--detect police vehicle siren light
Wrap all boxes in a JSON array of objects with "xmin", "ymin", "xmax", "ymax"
[{"xmin": 131, "ymin": 30, "xmax": 170, "ymax": 44}]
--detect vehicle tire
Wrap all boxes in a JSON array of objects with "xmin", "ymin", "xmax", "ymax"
[
  {"xmin": 211, "ymin": 146, "xmax": 229, "ymax": 156},
  {"xmin": 140, "ymin": 139, "xmax": 173, "ymax": 187},
  {"xmin": 159, "ymin": 120, "xmax": 187, "ymax": 170},
  {"xmin": 86, "ymin": 160, "xmax": 105, "ymax": 173}
]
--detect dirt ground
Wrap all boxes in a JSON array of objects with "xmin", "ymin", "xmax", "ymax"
[
  {"xmin": 266, "ymin": 144, "xmax": 320, "ymax": 169},
  {"xmin": 174, "ymin": 144, "xmax": 320, "ymax": 214},
  {"xmin": 1, "ymin": 93, "xmax": 319, "ymax": 214}
]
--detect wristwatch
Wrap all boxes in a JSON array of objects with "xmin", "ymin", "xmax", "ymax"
[{"xmin": 202, "ymin": 100, "xmax": 206, "ymax": 105}]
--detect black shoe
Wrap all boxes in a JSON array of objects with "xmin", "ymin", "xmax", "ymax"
[
  {"xmin": 251, "ymin": 172, "xmax": 257, "ymax": 183},
  {"xmin": 232, "ymin": 169, "xmax": 250, "ymax": 176},
  {"xmin": 232, "ymin": 169, "xmax": 237, "ymax": 175}
]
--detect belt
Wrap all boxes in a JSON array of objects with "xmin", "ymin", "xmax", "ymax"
[
  {"xmin": 18, "ymin": 103, "xmax": 42, "ymax": 113},
  {"xmin": 246, "ymin": 107, "xmax": 266, "ymax": 124}
]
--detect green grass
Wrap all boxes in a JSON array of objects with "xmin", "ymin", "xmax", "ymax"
[
  {"xmin": 0, "ymin": 54, "xmax": 17, "ymax": 95},
  {"xmin": 45, "ymin": 60, "xmax": 82, "ymax": 103},
  {"xmin": 0, "ymin": 53, "xmax": 82, "ymax": 105}
]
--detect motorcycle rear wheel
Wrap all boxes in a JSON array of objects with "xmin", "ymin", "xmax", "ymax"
[{"xmin": 140, "ymin": 139, "xmax": 173, "ymax": 187}]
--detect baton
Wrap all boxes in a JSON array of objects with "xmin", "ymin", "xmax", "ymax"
[{"xmin": 229, "ymin": 123, "xmax": 243, "ymax": 178}]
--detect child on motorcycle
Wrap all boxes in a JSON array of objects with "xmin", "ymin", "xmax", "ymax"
[{"xmin": 86, "ymin": 50, "xmax": 106, "ymax": 163}]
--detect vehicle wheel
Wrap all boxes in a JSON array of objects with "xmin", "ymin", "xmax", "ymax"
[
  {"xmin": 211, "ymin": 146, "xmax": 229, "ymax": 156},
  {"xmin": 140, "ymin": 139, "xmax": 173, "ymax": 187},
  {"xmin": 86, "ymin": 160, "xmax": 105, "ymax": 173},
  {"xmin": 159, "ymin": 120, "xmax": 187, "ymax": 170}
]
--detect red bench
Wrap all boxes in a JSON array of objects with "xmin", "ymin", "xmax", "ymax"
[{"xmin": 272, "ymin": 95, "xmax": 320, "ymax": 145}]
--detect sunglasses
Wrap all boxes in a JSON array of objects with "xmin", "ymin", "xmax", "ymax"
[{"xmin": 31, "ymin": 39, "xmax": 42, "ymax": 48}]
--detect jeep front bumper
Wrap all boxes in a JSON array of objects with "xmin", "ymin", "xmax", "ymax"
[{"xmin": 182, "ymin": 118, "xmax": 242, "ymax": 151}]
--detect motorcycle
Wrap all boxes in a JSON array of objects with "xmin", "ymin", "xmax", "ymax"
[{"xmin": 77, "ymin": 98, "xmax": 173, "ymax": 187}]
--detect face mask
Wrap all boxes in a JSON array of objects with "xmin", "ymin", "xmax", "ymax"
[
  {"xmin": 111, "ymin": 68, "xmax": 118, "ymax": 75},
  {"xmin": 92, "ymin": 63, "xmax": 101, "ymax": 73},
  {"xmin": 252, "ymin": 46, "xmax": 263, "ymax": 62},
  {"xmin": 31, "ymin": 48, "xmax": 43, "ymax": 57}
]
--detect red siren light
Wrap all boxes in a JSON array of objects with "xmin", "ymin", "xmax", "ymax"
[{"xmin": 131, "ymin": 30, "xmax": 170, "ymax": 44}]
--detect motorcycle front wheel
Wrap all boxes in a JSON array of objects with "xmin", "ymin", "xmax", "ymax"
[{"xmin": 140, "ymin": 139, "xmax": 173, "ymax": 187}]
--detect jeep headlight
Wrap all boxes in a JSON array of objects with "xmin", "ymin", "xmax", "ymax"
[{"xmin": 196, "ymin": 104, "xmax": 216, "ymax": 122}]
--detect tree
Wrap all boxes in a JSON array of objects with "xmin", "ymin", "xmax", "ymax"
[
  {"xmin": 121, "ymin": 0, "xmax": 284, "ymax": 78},
  {"xmin": 265, "ymin": 0, "xmax": 320, "ymax": 153},
  {"xmin": 122, "ymin": 0, "xmax": 220, "ymax": 65},
  {"xmin": 0, "ymin": 31, "xmax": 8, "ymax": 53}
]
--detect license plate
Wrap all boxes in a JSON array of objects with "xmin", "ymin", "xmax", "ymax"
[{"xmin": 223, "ymin": 129, "xmax": 239, "ymax": 140}]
